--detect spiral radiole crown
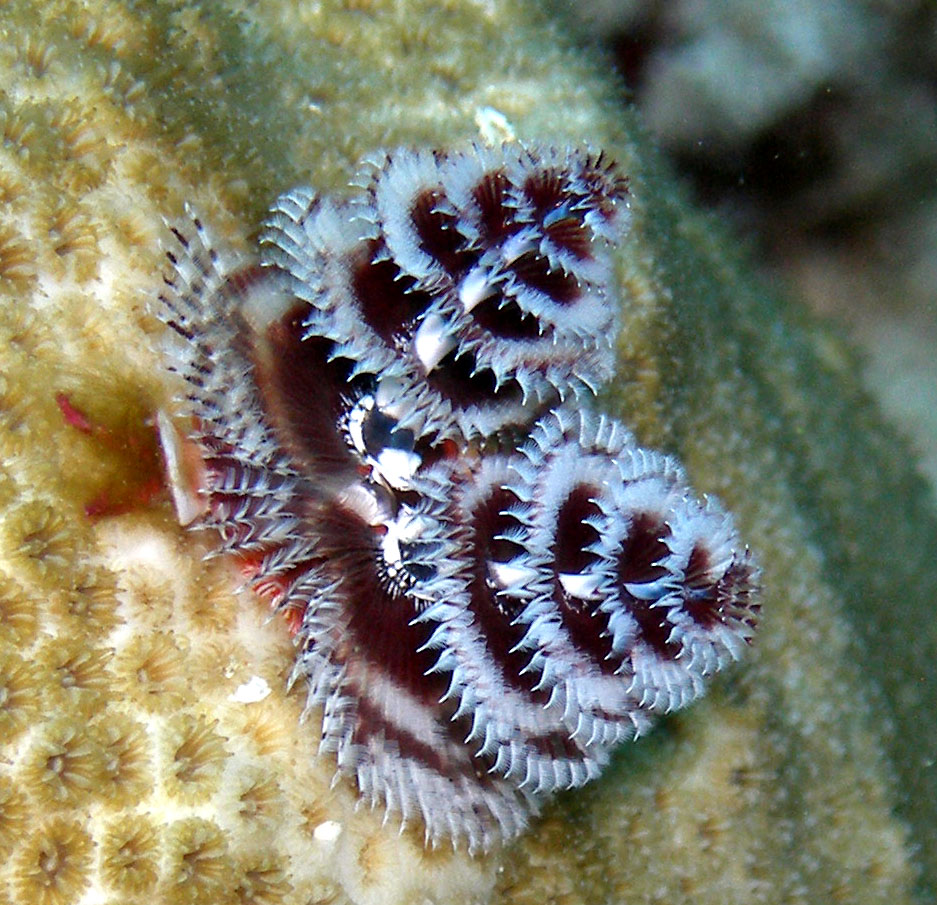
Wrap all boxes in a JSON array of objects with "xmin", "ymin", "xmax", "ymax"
[{"xmin": 157, "ymin": 141, "xmax": 759, "ymax": 852}]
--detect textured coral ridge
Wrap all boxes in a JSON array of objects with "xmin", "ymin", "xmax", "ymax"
[{"xmin": 158, "ymin": 142, "xmax": 759, "ymax": 851}]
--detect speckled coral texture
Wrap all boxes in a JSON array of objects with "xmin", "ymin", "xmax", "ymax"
[{"xmin": 1, "ymin": 1, "xmax": 935, "ymax": 904}]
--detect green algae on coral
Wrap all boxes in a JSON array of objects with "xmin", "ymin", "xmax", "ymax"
[{"xmin": 0, "ymin": 0, "xmax": 935, "ymax": 903}]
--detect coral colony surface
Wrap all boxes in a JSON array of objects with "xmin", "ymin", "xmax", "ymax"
[
  {"xmin": 157, "ymin": 143, "xmax": 759, "ymax": 851},
  {"xmin": 1, "ymin": 1, "xmax": 936, "ymax": 905}
]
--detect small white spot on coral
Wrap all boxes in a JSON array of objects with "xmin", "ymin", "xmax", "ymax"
[
  {"xmin": 230, "ymin": 675, "xmax": 271, "ymax": 703},
  {"xmin": 474, "ymin": 106, "xmax": 515, "ymax": 144},
  {"xmin": 314, "ymin": 819, "xmax": 343, "ymax": 843}
]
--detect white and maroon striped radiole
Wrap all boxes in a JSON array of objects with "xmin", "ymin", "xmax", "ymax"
[{"xmin": 157, "ymin": 142, "xmax": 760, "ymax": 853}]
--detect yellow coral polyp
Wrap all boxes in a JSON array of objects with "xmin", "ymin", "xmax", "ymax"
[
  {"xmin": 120, "ymin": 573, "xmax": 177, "ymax": 631},
  {"xmin": 19, "ymin": 35, "xmax": 57, "ymax": 79},
  {"xmin": 22, "ymin": 716, "xmax": 108, "ymax": 808},
  {"xmin": 0, "ymin": 164, "xmax": 26, "ymax": 205},
  {"xmin": 162, "ymin": 713, "xmax": 229, "ymax": 804},
  {"xmin": 0, "ymin": 106, "xmax": 37, "ymax": 158},
  {"xmin": 99, "ymin": 814, "xmax": 160, "ymax": 895},
  {"xmin": 50, "ymin": 99, "xmax": 117, "ymax": 178},
  {"xmin": 95, "ymin": 713, "xmax": 154, "ymax": 807},
  {"xmin": 114, "ymin": 209, "xmax": 159, "ymax": 252},
  {"xmin": 37, "ymin": 636, "xmax": 113, "ymax": 716},
  {"xmin": 163, "ymin": 818, "xmax": 232, "ymax": 905},
  {"xmin": 14, "ymin": 817, "xmax": 94, "ymax": 905},
  {"xmin": 66, "ymin": 0, "xmax": 139, "ymax": 55},
  {"xmin": 48, "ymin": 567, "xmax": 123, "ymax": 639},
  {"xmin": 232, "ymin": 771, "xmax": 283, "ymax": 822},
  {"xmin": 0, "ymin": 304, "xmax": 56, "ymax": 360},
  {"xmin": 0, "ymin": 775, "xmax": 28, "ymax": 861},
  {"xmin": 114, "ymin": 631, "xmax": 191, "ymax": 713},
  {"xmin": 1, "ymin": 502, "xmax": 76, "ymax": 585},
  {"xmin": 0, "ymin": 573, "xmax": 39, "ymax": 646},
  {"xmin": 0, "ymin": 224, "xmax": 35, "ymax": 289},
  {"xmin": 42, "ymin": 201, "xmax": 101, "ymax": 282},
  {"xmin": 231, "ymin": 851, "xmax": 292, "ymax": 904},
  {"xmin": 180, "ymin": 573, "xmax": 239, "ymax": 634},
  {"xmin": 0, "ymin": 647, "xmax": 43, "ymax": 742},
  {"xmin": 224, "ymin": 696, "xmax": 304, "ymax": 760}
]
